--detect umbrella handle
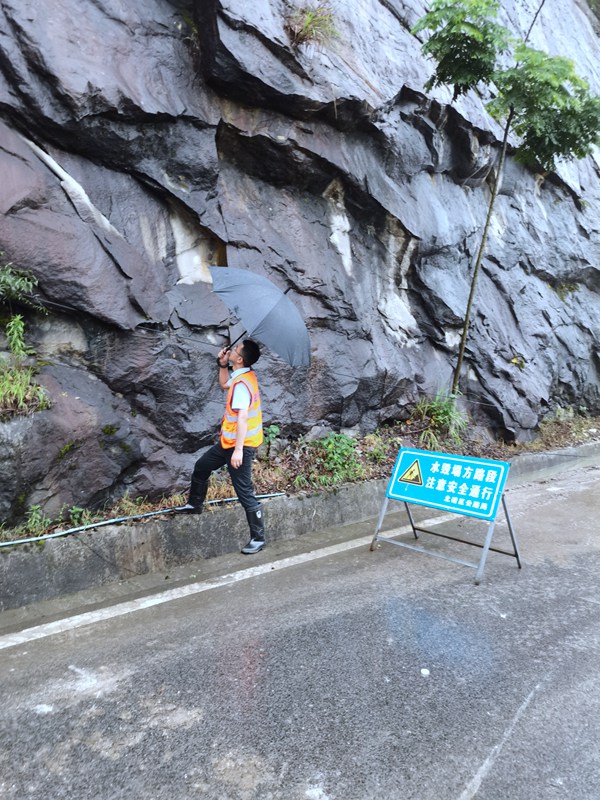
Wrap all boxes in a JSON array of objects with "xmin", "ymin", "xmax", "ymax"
[{"xmin": 226, "ymin": 330, "xmax": 247, "ymax": 351}]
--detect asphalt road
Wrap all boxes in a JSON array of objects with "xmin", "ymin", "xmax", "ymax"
[{"xmin": 1, "ymin": 465, "xmax": 599, "ymax": 800}]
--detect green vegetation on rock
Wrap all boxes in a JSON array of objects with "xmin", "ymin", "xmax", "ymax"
[{"xmin": 0, "ymin": 257, "xmax": 51, "ymax": 419}]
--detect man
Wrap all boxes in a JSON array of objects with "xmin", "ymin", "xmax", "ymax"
[{"xmin": 179, "ymin": 339, "xmax": 266, "ymax": 555}]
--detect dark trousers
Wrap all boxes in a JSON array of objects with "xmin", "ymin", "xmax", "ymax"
[{"xmin": 191, "ymin": 442, "xmax": 259, "ymax": 511}]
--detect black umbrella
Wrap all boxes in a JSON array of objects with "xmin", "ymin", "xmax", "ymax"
[{"xmin": 209, "ymin": 267, "xmax": 311, "ymax": 367}]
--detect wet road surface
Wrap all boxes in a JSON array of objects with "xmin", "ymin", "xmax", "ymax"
[{"xmin": 1, "ymin": 466, "xmax": 599, "ymax": 799}]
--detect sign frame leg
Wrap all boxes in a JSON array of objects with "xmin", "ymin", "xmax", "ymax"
[
  {"xmin": 474, "ymin": 520, "xmax": 497, "ymax": 585},
  {"xmin": 404, "ymin": 502, "xmax": 420, "ymax": 541},
  {"xmin": 370, "ymin": 497, "xmax": 390, "ymax": 551},
  {"xmin": 502, "ymin": 496, "xmax": 522, "ymax": 568}
]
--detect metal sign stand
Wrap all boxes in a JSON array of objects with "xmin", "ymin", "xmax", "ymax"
[
  {"xmin": 370, "ymin": 448, "xmax": 522, "ymax": 584},
  {"xmin": 370, "ymin": 496, "xmax": 521, "ymax": 584}
]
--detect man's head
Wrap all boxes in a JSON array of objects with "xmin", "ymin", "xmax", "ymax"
[
  {"xmin": 229, "ymin": 339, "xmax": 260, "ymax": 369},
  {"xmin": 229, "ymin": 339, "xmax": 260, "ymax": 368},
  {"xmin": 240, "ymin": 339, "xmax": 260, "ymax": 367}
]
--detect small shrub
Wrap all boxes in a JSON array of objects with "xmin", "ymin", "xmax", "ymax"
[
  {"xmin": 6, "ymin": 315, "xmax": 33, "ymax": 360},
  {"xmin": 0, "ymin": 366, "xmax": 51, "ymax": 418},
  {"xmin": 0, "ymin": 259, "xmax": 45, "ymax": 312},
  {"xmin": 0, "ymin": 258, "xmax": 51, "ymax": 418},
  {"xmin": 293, "ymin": 473, "xmax": 310, "ymax": 489},
  {"xmin": 25, "ymin": 505, "xmax": 52, "ymax": 535},
  {"xmin": 286, "ymin": 2, "xmax": 338, "ymax": 47},
  {"xmin": 263, "ymin": 423, "xmax": 281, "ymax": 460},
  {"xmin": 310, "ymin": 432, "xmax": 365, "ymax": 485},
  {"xmin": 362, "ymin": 432, "xmax": 389, "ymax": 464},
  {"xmin": 68, "ymin": 506, "xmax": 94, "ymax": 527},
  {"xmin": 109, "ymin": 492, "xmax": 154, "ymax": 518},
  {"xmin": 411, "ymin": 391, "xmax": 469, "ymax": 448}
]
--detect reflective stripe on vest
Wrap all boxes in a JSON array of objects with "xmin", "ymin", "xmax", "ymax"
[{"xmin": 220, "ymin": 371, "xmax": 263, "ymax": 449}]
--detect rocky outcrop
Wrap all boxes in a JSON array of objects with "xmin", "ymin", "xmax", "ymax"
[{"xmin": 1, "ymin": 0, "xmax": 600, "ymax": 523}]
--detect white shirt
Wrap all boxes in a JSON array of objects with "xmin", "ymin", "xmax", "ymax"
[{"xmin": 227, "ymin": 367, "xmax": 252, "ymax": 411}]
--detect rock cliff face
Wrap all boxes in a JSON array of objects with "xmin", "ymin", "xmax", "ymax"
[{"xmin": 1, "ymin": 0, "xmax": 599, "ymax": 522}]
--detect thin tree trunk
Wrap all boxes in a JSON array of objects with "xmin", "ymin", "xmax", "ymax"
[
  {"xmin": 451, "ymin": 108, "xmax": 514, "ymax": 395},
  {"xmin": 450, "ymin": 0, "xmax": 546, "ymax": 395},
  {"xmin": 524, "ymin": 0, "xmax": 546, "ymax": 42}
]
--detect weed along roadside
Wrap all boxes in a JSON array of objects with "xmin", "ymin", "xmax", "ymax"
[
  {"xmin": 5, "ymin": 402, "xmax": 600, "ymax": 545},
  {"xmin": 0, "ymin": 259, "xmax": 51, "ymax": 420},
  {"xmin": 1, "ymin": 439, "xmax": 599, "ymax": 613}
]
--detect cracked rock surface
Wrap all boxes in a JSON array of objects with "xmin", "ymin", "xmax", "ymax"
[{"xmin": 1, "ymin": 0, "xmax": 599, "ymax": 523}]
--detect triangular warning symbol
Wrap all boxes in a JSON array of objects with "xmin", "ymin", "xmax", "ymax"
[{"xmin": 398, "ymin": 459, "xmax": 423, "ymax": 486}]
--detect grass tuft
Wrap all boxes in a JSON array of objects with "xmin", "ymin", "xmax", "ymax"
[{"xmin": 286, "ymin": 2, "xmax": 338, "ymax": 47}]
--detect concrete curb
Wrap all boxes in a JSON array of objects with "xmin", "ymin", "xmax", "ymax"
[
  {"xmin": 504, "ymin": 439, "xmax": 600, "ymax": 485},
  {"xmin": 1, "ymin": 442, "xmax": 599, "ymax": 611}
]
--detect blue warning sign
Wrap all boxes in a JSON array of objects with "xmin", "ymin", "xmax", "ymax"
[{"xmin": 386, "ymin": 448, "xmax": 510, "ymax": 521}]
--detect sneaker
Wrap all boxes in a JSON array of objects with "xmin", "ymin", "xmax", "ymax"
[{"xmin": 175, "ymin": 504, "xmax": 203, "ymax": 514}]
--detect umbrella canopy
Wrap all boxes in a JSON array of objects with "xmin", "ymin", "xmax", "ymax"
[{"xmin": 209, "ymin": 267, "xmax": 311, "ymax": 367}]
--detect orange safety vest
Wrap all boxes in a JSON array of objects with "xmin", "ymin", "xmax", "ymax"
[{"xmin": 220, "ymin": 370, "xmax": 263, "ymax": 449}]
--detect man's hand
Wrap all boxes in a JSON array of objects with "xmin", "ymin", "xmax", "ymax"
[
  {"xmin": 217, "ymin": 347, "xmax": 230, "ymax": 368},
  {"xmin": 230, "ymin": 446, "xmax": 244, "ymax": 469},
  {"xmin": 231, "ymin": 408, "xmax": 249, "ymax": 468}
]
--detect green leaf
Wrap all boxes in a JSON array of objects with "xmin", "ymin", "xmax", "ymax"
[
  {"xmin": 412, "ymin": 0, "xmax": 510, "ymax": 98},
  {"xmin": 489, "ymin": 44, "xmax": 600, "ymax": 170}
]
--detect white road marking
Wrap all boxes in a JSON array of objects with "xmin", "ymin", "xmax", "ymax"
[
  {"xmin": 0, "ymin": 513, "xmax": 456, "ymax": 651},
  {"xmin": 457, "ymin": 683, "xmax": 542, "ymax": 800}
]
